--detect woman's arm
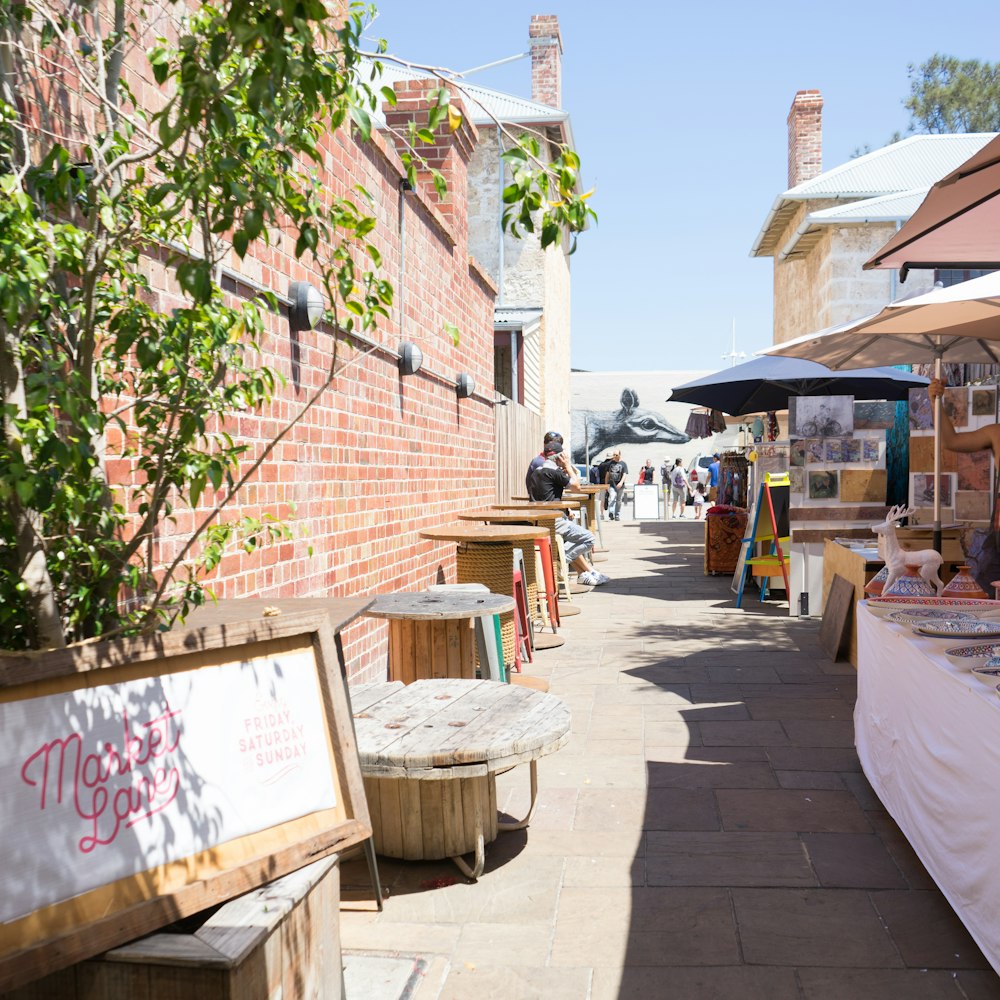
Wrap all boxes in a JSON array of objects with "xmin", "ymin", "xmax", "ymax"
[{"xmin": 929, "ymin": 379, "xmax": 1000, "ymax": 454}]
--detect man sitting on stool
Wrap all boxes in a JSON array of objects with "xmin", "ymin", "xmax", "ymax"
[{"xmin": 528, "ymin": 440, "xmax": 609, "ymax": 587}]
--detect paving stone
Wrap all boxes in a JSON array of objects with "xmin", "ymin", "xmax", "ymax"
[
  {"xmin": 438, "ymin": 965, "xmax": 592, "ymax": 1000},
  {"xmin": 775, "ymin": 770, "xmax": 846, "ymax": 790},
  {"xmin": 871, "ymin": 890, "xmax": 992, "ymax": 969},
  {"xmin": 707, "ymin": 665, "xmax": 783, "ymax": 683},
  {"xmin": 801, "ymin": 832, "xmax": 908, "ymax": 888},
  {"xmin": 745, "ymin": 697, "xmax": 854, "ymax": 721},
  {"xmin": 767, "ymin": 746, "xmax": 863, "ymax": 771},
  {"xmin": 550, "ymin": 886, "xmax": 740, "ymax": 967},
  {"xmin": 574, "ymin": 788, "xmax": 647, "ymax": 831},
  {"xmin": 647, "ymin": 760, "xmax": 778, "ymax": 789},
  {"xmin": 796, "ymin": 967, "xmax": 974, "ymax": 999},
  {"xmin": 643, "ymin": 719, "xmax": 702, "ymax": 746},
  {"xmin": 452, "ymin": 922, "xmax": 552, "ymax": 967},
  {"xmin": 562, "ymin": 853, "xmax": 646, "ymax": 888},
  {"xmin": 642, "ymin": 787, "xmax": 720, "ymax": 831},
  {"xmin": 951, "ymin": 970, "xmax": 1000, "ymax": 999},
  {"xmin": 732, "ymin": 888, "xmax": 902, "ymax": 967},
  {"xmin": 866, "ymin": 810, "xmax": 938, "ymax": 890},
  {"xmin": 591, "ymin": 965, "xmax": 801, "ymax": 1000},
  {"xmin": 782, "ymin": 719, "xmax": 858, "ymax": 748},
  {"xmin": 718, "ymin": 789, "xmax": 872, "ymax": 833},
  {"xmin": 645, "ymin": 831, "xmax": 815, "ymax": 887},
  {"xmin": 700, "ymin": 720, "xmax": 790, "ymax": 746},
  {"xmin": 840, "ymin": 769, "xmax": 885, "ymax": 810}
]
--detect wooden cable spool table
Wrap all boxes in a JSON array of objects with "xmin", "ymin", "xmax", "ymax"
[
  {"xmin": 419, "ymin": 523, "xmax": 548, "ymax": 668},
  {"xmin": 351, "ymin": 678, "xmax": 571, "ymax": 879},
  {"xmin": 571, "ymin": 484, "xmax": 609, "ymax": 551},
  {"xmin": 365, "ymin": 590, "xmax": 515, "ymax": 684}
]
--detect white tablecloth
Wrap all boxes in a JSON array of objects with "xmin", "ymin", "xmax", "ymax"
[{"xmin": 856, "ymin": 607, "xmax": 1000, "ymax": 973}]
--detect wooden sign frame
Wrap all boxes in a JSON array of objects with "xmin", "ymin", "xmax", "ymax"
[
  {"xmin": 819, "ymin": 574, "xmax": 855, "ymax": 662},
  {"xmin": 0, "ymin": 610, "xmax": 371, "ymax": 993}
]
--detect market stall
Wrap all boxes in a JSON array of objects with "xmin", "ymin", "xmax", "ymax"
[{"xmin": 856, "ymin": 605, "xmax": 1000, "ymax": 975}]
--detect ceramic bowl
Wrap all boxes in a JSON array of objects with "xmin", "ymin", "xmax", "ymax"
[
  {"xmin": 944, "ymin": 643, "xmax": 1000, "ymax": 669},
  {"xmin": 971, "ymin": 664, "xmax": 1000, "ymax": 685},
  {"xmin": 912, "ymin": 619, "xmax": 1000, "ymax": 639},
  {"xmin": 888, "ymin": 608, "xmax": 976, "ymax": 627},
  {"xmin": 865, "ymin": 596, "xmax": 1000, "ymax": 620}
]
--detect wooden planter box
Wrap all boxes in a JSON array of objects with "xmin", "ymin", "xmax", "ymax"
[{"xmin": 5, "ymin": 857, "xmax": 342, "ymax": 1000}]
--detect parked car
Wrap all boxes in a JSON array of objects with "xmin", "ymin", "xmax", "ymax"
[{"xmin": 686, "ymin": 454, "xmax": 714, "ymax": 485}]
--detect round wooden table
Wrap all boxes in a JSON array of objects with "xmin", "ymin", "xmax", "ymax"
[
  {"xmin": 420, "ymin": 524, "xmax": 548, "ymax": 668},
  {"xmin": 351, "ymin": 678, "xmax": 571, "ymax": 879},
  {"xmin": 365, "ymin": 590, "xmax": 515, "ymax": 684},
  {"xmin": 507, "ymin": 497, "xmax": 582, "ymax": 511},
  {"xmin": 572, "ymin": 484, "xmax": 609, "ymax": 550}
]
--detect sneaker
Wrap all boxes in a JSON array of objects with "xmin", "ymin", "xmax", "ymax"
[
  {"xmin": 578, "ymin": 571, "xmax": 599, "ymax": 586},
  {"xmin": 595, "ymin": 572, "xmax": 611, "ymax": 584}
]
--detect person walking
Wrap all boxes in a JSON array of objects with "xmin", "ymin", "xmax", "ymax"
[
  {"xmin": 638, "ymin": 458, "xmax": 655, "ymax": 485},
  {"xmin": 708, "ymin": 453, "xmax": 721, "ymax": 503},
  {"xmin": 668, "ymin": 458, "xmax": 687, "ymax": 519},
  {"xmin": 604, "ymin": 451, "xmax": 628, "ymax": 521}
]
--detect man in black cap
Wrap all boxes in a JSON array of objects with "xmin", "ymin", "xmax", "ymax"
[
  {"xmin": 528, "ymin": 439, "xmax": 609, "ymax": 587},
  {"xmin": 525, "ymin": 430, "xmax": 563, "ymax": 494}
]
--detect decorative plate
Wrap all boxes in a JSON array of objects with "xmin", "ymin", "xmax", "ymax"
[
  {"xmin": 869, "ymin": 596, "xmax": 1000, "ymax": 610},
  {"xmin": 970, "ymin": 665, "xmax": 1000, "ymax": 684},
  {"xmin": 944, "ymin": 642, "xmax": 1000, "ymax": 668},
  {"xmin": 913, "ymin": 619, "xmax": 1000, "ymax": 638},
  {"xmin": 888, "ymin": 608, "xmax": 977, "ymax": 626}
]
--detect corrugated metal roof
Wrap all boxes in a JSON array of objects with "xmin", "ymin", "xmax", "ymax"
[
  {"xmin": 806, "ymin": 189, "xmax": 928, "ymax": 223},
  {"xmin": 495, "ymin": 307, "xmax": 543, "ymax": 330},
  {"xmin": 364, "ymin": 59, "xmax": 568, "ymax": 127},
  {"xmin": 752, "ymin": 133, "xmax": 997, "ymax": 258}
]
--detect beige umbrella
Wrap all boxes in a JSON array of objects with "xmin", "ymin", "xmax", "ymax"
[{"xmin": 762, "ymin": 270, "xmax": 1000, "ymax": 549}]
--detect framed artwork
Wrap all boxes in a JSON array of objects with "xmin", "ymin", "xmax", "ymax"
[
  {"xmin": 909, "ymin": 387, "xmax": 933, "ymax": 430},
  {"xmin": 862, "ymin": 438, "xmax": 881, "ymax": 462},
  {"xmin": 840, "ymin": 469, "xmax": 887, "ymax": 503},
  {"xmin": 842, "ymin": 438, "xmax": 862, "ymax": 463},
  {"xmin": 824, "ymin": 438, "xmax": 843, "ymax": 462},
  {"xmin": 0, "ymin": 612, "xmax": 371, "ymax": 992},
  {"xmin": 808, "ymin": 470, "xmax": 839, "ymax": 500},
  {"xmin": 911, "ymin": 472, "xmax": 954, "ymax": 507},
  {"xmin": 788, "ymin": 468, "xmax": 804, "ymax": 493},
  {"xmin": 943, "ymin": 387, "xmax": 969, "ymax": 427},
  {"xmin": 853, "ymin": 401, "xmax": 896, "ymax": 430},
  {"xmin": 805, "ymin": 438, "xmax": 825, "ymax": 463},
  {"xmin": 908, "ymin": 435, "xmax": 956, "ymax": 473},
  {"xmin": 956, "ymin": 490, "xmax": 991, "ymax": 522},
  {"xmin": 790, "ymin": 440, "xmax": 806, "ymax": 467},
  {"xmin": 790, "ymin": 395, "xmax": 854, "ymax": 438},
  {"xmin": 956, "ymin": 449, "xmax": 992, "ymax": 492},
  {"xmin": 972, "ymin": 388, "xmax": 996, "ymax": 417}
]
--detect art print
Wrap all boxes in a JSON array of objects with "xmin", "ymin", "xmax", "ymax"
[
  {"xmin": 790, "ymin": 395, "xmax": 854, "ymax": 438},
  {"xmin": 808, "ymin": 470, "xmax": 838, "ymax": 500},
  {"xmin": 943, "ymin": 387, "xmax": 969, "ymax": 428},
  {"xmin": 909, "ymin": 387, "xmax": 933, "ymax": 430},
  {"xmin": 805, "ymin": 438, "xmax": 824, "ymax": 463},
  {"xmin": 790, "ymin": 439, "xmax": 806, "ymax": 467},
  {"xmin": 840, "ymin": 469, "xmax": 887, "ymax": 504},
  {"xmin": 788, "ymin": 468, "xmax": 804, "ymax": 494},
  {"xmin": 911, "ymin": 473, "xmax": 954, "ymax": 508},
  {"xmin": 842, "ymin": 438, "xmax": 862, "ymax": 463},
  {"xmin": 972, "ymin": 388, "xmax": 996, "ymax": 417},
  {"xmin": 862, "ymin": 438, "xmax": 880, "ymax": 462},
  {"xmin": 853, "ymin": 401, "xmax": 896, "ymax": 430},
  {"xmin": 956, "ymin": 449, "xmax": 991, "ymax": 492},
  {"xmin": 824, "ymin": 438, "xmax": 843, "ymax": 463}
]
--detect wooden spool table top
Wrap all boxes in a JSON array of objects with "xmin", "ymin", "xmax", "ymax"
[
  {"xmin": 573, "ymin": 484, "xmax": 608, "ymax": 495},
  {"xmin": 186, "ymin": 596, "xmax": 373, "ymax": 634},
  {"xmin": 350, "ymin": 678, "xmax": 571, "ymax": 779},
  {"xmin": 420, "ymin": 523, "xmax": 548, "ymax": 544},
  {"xmin": 365, "ymin": 590, "xmax": 514, "ymax": 621},
  {"xmin": 458, "ymin": 508, "xmax": 561, "ymax": 526},
  {"xmin": 501, "ymin": 499, "xmax": 581, "ymax": 511}
]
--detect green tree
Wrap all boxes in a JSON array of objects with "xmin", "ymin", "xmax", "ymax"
[
  {"xmin": 905, "ymin": 54, "xmax": 1000, "ymax": 133},
  {"xmin": 0, "ymin": 0, "xmax": 595, "ymax": 650}
]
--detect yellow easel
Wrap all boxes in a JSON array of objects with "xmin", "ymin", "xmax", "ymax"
[{"xmin": 736, "ymin": 473, "xmax": 791, "ymax": 606}]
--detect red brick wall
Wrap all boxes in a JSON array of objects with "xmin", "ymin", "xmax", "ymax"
[
  {"xmin": 787, "ymin": 90, "xmax": 823, "ymax": 189},
  {"xmin": 529, "ymin": 15, "xmax": 563, "ymax": 109},
  {"xmin": 125, "ymin": 79, "xmax": 498, "ymax": 683}
]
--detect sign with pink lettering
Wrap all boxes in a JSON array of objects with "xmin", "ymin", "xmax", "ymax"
[{"xmin": 1, "ymin": 649, "xmax": 336, "ymax": 924}]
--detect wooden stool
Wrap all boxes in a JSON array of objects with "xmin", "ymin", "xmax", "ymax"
[{"xmin": 534, "ymin": 536, "xmax": 561, "ymax": 631}]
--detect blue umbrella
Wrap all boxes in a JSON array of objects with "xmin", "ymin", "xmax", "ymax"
[{"xmin": 667, "ymin": 355, "xmax": 929, "ymax": 416}]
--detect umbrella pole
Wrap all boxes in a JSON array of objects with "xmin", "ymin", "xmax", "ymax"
[{"xmin": 933, "ymin": 355, "xmax": 942, "ymax": 554}]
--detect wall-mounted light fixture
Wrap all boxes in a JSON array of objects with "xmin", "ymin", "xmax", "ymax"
[
  {"xmin": 399, "ymin": 341, "xmax": 424, "ymax": 377},
  {"xmin": 456, "ymin": 373, "xmax": 476, "ymax": 399},
  {"xmin": 288, "ymin": 281, "xmax": 325, "ymax": 332}
]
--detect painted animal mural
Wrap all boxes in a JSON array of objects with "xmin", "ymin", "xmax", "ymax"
[{"xmin": 571, "ymin": 388, "xmax": 689, "ymax": 464}]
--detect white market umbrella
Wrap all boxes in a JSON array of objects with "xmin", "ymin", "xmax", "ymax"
[{"xmin": 762, "ymin": 270, "xmax": 1000, "ymax": 549}]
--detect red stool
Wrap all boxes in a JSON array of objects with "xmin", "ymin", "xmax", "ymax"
[
  {"xmin": 533, "ymin": 536, "xmax": 561, "ymax": 631},
  {"xmin": 512, "ymin": 568, "xmax": 532, "ymax": 670}
]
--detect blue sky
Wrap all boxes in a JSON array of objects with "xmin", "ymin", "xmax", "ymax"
[{"xmin": 364, "ymin": 1, "xmax": 998, "ymax": 372}]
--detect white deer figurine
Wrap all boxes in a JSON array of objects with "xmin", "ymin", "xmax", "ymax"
[{"xmin": 871, "ymin": 504, "xmax": 944, "ymax": 596}]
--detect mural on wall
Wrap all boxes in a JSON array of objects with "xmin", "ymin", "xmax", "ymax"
[
  {"xmin": 569, "ymin": 371, "xmax": 748, "ymax": 482},
  {"xmin": 570, "ymin": 388, "xmax": 689, "ymax": 465}
]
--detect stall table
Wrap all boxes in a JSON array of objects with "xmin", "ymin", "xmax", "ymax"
[
  {"xmin": 364, "ymin": 590, "xmax": 514, "ymax": 684},
  {"xmin": 419, "ymin": 523, "xmax": 549, "ymax": 667},
  {"xmin": 856, "ymin": 606, "xmax": 1000, "ymax": 974},
  {"xmin": 351, "ymin": 678, "xmax": 570, "ymax": 878}
]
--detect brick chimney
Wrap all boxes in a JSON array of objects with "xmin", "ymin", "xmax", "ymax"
[
  {"xmin": 385, "ymin": 80, "xmax": 478, "ymax": 239},
  {"xmin": 529, "ymin": 15, "xmax": 562, "ymax": 109},
  {"xmin": 787, "ymin": 90, "xmax": 823, "ymax": 188}
]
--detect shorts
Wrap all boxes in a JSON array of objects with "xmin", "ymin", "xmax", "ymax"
[{"xmin": 670, "ymin": 486, "xmax": 686, "ymax": 505}]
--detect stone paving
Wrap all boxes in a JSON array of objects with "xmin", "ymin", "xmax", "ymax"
[{"xmin": 340, "ymin": 518, "xmax": 1000, "ymax": 999}]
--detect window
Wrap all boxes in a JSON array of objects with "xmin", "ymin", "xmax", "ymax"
[
  {"xmin": 934, "ymin": 268, "xmax": 995, "ymax": 288},
  {"xmin": 493, "ymin": 329, "xmax": 523, "ymax": 403}
]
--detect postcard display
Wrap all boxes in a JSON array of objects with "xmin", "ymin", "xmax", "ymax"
[
  {"xmin": 786, "ymin": 395, "xmax": 890, "ymax": 617},
  {"xmin": 907, "ymin": 384, "xmax": 995, "ymax": 530}
]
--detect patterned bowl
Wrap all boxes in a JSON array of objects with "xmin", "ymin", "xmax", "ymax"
[
  {"xmin": 913, "ymin": 619, "xmax": 1000, "ymax": 639},
  {"xmin": 888, "ymin": 608, "xmax": 976, "ymax": 626},
  {"xmin": 971, "ymin": 664, "xmax": 1000, "ymax": 686},
  {"xmin": 944, "ymin": 643, "xmax": 1000, "ymax": 669},
  {"xmin": 865, "ymin": 596, "xmax": 1000, "ymax": 620}
]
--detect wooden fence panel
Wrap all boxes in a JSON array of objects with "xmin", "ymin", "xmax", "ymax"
[{"xmin": 495, "ymin": 403, "xmax": 544, "ymax": 503}]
